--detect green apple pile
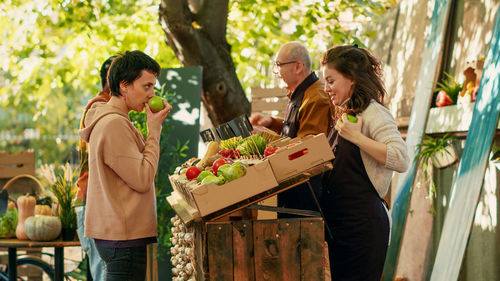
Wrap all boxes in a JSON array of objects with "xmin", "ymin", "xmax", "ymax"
[{"xmin": 196, "ymin": 161, "xmax": 248, "ymax": 186}]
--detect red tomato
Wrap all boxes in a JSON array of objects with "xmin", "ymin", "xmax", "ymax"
[
  {"xmin": 212, "ymin": 157, "xmax": 232, "ymax": 174},
  {"xmin": 436, "ymin": 90, "xmax": 452, "ymax": 107},
  {"xmin": 185, "ymin": 166, "xmax": 202, "ymax": 180},
  {"xmin": 264, "ymin": 146, "xmax": 278, "ymax": 157}
]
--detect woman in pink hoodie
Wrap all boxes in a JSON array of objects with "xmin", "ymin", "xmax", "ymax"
[{"xmin": 79, "ymin": 50, "xmax": 171, "ymax": 281}]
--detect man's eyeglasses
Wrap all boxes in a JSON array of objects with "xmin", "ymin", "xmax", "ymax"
[
  {"xmin": 274, "ymin": 61, "xmax": 297, "ymax": 67},
  {"xmin": 273, "ymin": 61, "xmax": 297, "ymax": 74}
]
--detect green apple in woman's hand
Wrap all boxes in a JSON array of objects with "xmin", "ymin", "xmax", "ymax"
[
  {"xmin": 148, "ymin": 96, "xmax": 165, "ymax": 112},
  {"xmin": 347, "ymin": 114, "xmax": 358, "ymax": 123}
]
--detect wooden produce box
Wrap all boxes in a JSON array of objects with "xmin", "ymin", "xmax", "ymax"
[
  {"xmin": 205, "ymin": 217, "xmax": 329, "ymax": 281},
  {"xmin": 267, "ymin": 133, "xmax": 334, "ymax": 182},
  {"xmin": 169, "ymin": 159, "xmax": 278, "ymax": 218},
  {"xmin": 0, "ymin": 151, "xmax": 35, "ymax": 179}
]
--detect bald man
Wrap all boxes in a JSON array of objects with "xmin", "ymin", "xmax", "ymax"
[{"xmin": 250, "ymin": 41, "xmax": 335, "ymax": 217}]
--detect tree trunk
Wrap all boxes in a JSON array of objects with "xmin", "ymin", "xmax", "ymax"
[{"xmin": 159, "ymin": 0, "xmax": 251, "ymax": 126}]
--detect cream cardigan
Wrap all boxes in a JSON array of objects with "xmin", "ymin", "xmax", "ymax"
[{"xmin": 358, "ymin": 100, "xmax": 410, "ymax": 198}]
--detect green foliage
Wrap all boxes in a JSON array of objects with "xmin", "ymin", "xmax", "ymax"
[
  {"xmin": 434, "ymin": 72, "xmax": 463, "ymax": 103},
  {"xmin": 0, "ymin": 208, "xmax": 18, "ymax": 238},
  {"xmin": 491, "ymin": 145, "xmax": 500, "ymax": 161},
  {"xmin": 227, "ymin": 0, "xmax": 396, "ymax": 93},
  {"xmin": 48, "ymin": 163, "xmax": 77, "ymax": 229},
  {"xmin": 414, "ymin": 133, "xmax": 456, "ymax": 214},
  {"xmin": 0, "ymin": 0, "xmax": 179, "ymax": 166}
]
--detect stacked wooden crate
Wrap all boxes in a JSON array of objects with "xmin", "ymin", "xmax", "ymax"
[
  {"xmin": 250, "ymin": 87, "xmax": 288, "ymax": 220},
  {"xmin": 250, "ymin": 87, "xmax": 288, "ymax": 118},
  {"xmin": 0, "ymin": 151, "xmax": 43, "ymax": 281}
]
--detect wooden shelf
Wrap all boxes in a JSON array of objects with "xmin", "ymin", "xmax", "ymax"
[{"xmin": 397, "ymin": 103, "xmax": 500, "ymax": 138}]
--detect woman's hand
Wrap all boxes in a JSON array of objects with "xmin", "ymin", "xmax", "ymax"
[
  {"xmin": 336, "ymin": 113, "xmax": 388, "ymax": 165},
  {"xmin": 335, "ymin": 113, "xmax": 363, "ymax": 144}
]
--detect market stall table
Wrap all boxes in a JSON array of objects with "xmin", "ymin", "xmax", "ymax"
[
  {"xmin": 0, "ymin": 238, "xmax": 80, "ymax": 281},
  {"xmin": 183, "ymin": 164, "xmax": 334, "ymax": 281}
]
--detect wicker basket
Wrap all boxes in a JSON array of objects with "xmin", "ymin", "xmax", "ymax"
[{"xmin": 1, "ymin": 174, "xmax": 46, "ymax": 197}]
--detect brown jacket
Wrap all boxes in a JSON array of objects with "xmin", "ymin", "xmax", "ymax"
[
  {"xmin": 79, "ymin": 102, "xmax": 159, "ymax": 240},
  {"xmin": 268, "ymin": 79, "xmax": 334, "ymax": 137}
]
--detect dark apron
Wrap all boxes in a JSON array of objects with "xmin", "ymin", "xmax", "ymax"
[
  {"xmin": 277, "ymin": 73, "xmax": 323, "ymax": 217},
  {"xmin": 320, "ymin": 125, "xmax": 390, "ymax": 281}
]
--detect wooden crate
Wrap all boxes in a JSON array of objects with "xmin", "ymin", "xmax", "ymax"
[
  {"xmin": 0, "ymin": 151, "xmax": 35, "ymax": 179},
  {"xmin": 0, "ymin": 151, "xmax": 43, "ymax": 281},
  {"xmin": 250, "ymin": 87, "xmax": 288, "ymax": 219},
  {"xmin": 251, "ymin": 87, "xmax": 288, "ymax": 117},
  {"xmin": 204, "ymin": 217, "xmax": 328, "ymax": 281}
]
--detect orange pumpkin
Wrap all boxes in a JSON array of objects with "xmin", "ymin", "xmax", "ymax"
[{"xmin": 35, "ymin": 205, "xmax": 53, "ymax": 216}]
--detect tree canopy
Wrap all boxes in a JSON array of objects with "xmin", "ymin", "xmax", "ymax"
[{"xmin": 0, "ymin": 0, "xmax": 395, "ymax": 165}]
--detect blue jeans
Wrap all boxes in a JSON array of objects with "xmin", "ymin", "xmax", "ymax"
[
  {"xmin": 95, "ymin": 245, "xmax": 147, "ymax": 281},
  {"xmin": 76, "ymin": 206, "xmax": 106, "ymax": 281}
]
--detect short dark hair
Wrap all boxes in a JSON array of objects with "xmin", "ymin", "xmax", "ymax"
[
  {"xmin": 321, "ymin": 45, "xmax": 386, "ymax": 113},
  {"xmin": 108, "ymin": 50, "xmax": 161, "ymax": 96},
  {"xmin": 99, "ymin": 56, "xmax": 116, "ymax": 89}
]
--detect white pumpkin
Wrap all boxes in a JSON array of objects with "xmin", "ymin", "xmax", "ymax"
[{"xmin": 24, "ymin": 215, "xmax": 62, "ymax": 241}]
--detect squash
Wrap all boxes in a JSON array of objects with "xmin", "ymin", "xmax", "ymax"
[
  {"xmin": 15, "ymin": 195, "xmax": 36, "ymax": 240},
  {"xmin": 24, "ymin": 215, "xmax": 62, "ymax": 241},
  {"xmin": 35, "ymin": 205, "xmax": 53, "ymax": 216},
  {"xmin": 7, "ymin": 201, "xmax": 16, "ymax": 211}
]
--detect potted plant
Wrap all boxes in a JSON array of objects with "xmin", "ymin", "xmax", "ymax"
[
  {"xmin": 46, "ymin": 163, "xmax": 77, "ymax": 241},
  {"xmin": 414, "ymin": 133, "xmax": 457, "ymax": 210},
  {"xmin": 434, "ymin": 72, "xmax": 463, "ymax": 107}
]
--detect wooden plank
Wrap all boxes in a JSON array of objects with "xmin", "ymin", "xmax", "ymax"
[
  {"xmin": 394, "ymin": 168, "xmax": 434, "ymax": 280},
  {"xmin": 300, "ymin": 218, "xmax": 325, "ymax": 281},
  {"xmin": 0, "ymin": 151, "xmax": 34, "ymax": 164},
  {"xmin": 256, "ymin": 110, "xmax": 286, "ymax": 118},
  {"xmin": 251, "ymin": 97, "xmax": 289, "ymax": 113},
  {"xmin": 0, "ymin": 151, "xmax": 35, "ymax": 178},
  {"xmin": 430, "ymin": 7, "xmax": 500, "ymax": 281},
  {"xmin": 254, "ymin": 220, "xmax": 281, "ymax": 281},
  {"xmin": 423, "ymin": 103, "xmax": 500, "ymax": 134},
  {"xmin": 194, "ymin": 222, "xmax": 209, "ymax": 281},
  {"xmin": 254, "ymin": 220, "xmax": 301, "ymax": 281},
  {"xmin": 207, "ymin": 222, "xmax": 233, "ymax": 281},
  {"xmin": 395, "ymin": 117, "xmax": 410, "ymax": 129},
  {"xmin": 0, "ymin": 239, "xmax": 80, "ymax": 248},
  {"xmin": 382, "ymin": 0, "xmax": 453, "ymax": 279},
  {"xmin": 232, "ymin": 220, "xmax": 255, "ymax": 281},
  {"xmin": 278, "ymin": 219, "xmax": 301, "ymax": 281},
  {"xmin": 251, "ymin": 87, "xmax": 288, "ymax": 98}
]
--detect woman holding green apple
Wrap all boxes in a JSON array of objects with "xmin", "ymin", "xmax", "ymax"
[
  {"xmin": 319, "ymin": 45, "xmax": 409, "ymax": 280},
  {"xmin": 79, "ymin": 50, "xmax": 171, "ymax": 281}
]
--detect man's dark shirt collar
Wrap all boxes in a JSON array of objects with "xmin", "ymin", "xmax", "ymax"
[{"xmin": 289, "ymin": 72, "xmax": 319, "ymax": 100}]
